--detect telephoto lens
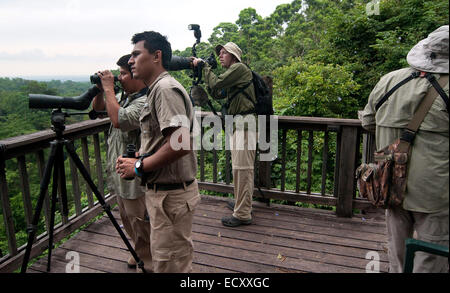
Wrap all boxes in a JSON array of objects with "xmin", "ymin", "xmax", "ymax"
[{"xmin": 122, "ymin": 144, "xmax": 136, "ymax": 181}]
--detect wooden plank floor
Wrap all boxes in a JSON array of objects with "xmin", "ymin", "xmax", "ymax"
[{"xmin": 28, "ymin": 195, "xmax": 388, "ymax": 273}]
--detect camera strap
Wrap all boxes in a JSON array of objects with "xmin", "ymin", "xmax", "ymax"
[{"xmin": 121, "ymin": 87, "xmax": 148, "ymax": 108}]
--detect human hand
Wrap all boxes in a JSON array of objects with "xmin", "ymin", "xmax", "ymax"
[
  {"xmin": 192, "ymin": 58, "xmax": 204, "ymax": 67},
  {"xmin": 97, "ymin": 70, "xmax": 115, "ymax": 93},
  {"xmin": 116, "ymin": 156, "xmax": 138, "ymax": 179}
]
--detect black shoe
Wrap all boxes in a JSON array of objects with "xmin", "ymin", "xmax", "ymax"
[
  {"xmin": 221, "ymin": 216, "xmax": 252, "ymax": 227},
  {"xmin": 226, "ymin": 201, "xmax": 235, "ymax": 211}
]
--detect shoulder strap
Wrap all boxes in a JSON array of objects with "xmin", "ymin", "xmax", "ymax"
[
  {"xmin": 398, "ymin": 74, "xmax": 449, "ymax": 151},
  {"xmin": 375, "ymin": 71, "xmax": 421, "ymax": 111},
  {"xmin": 425, "ymin": 74, "xmax": 449, "ymax": 112}
]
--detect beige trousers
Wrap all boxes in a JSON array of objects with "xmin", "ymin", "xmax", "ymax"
[
  {"xmin": 145, "ymin": 180, "xmax": 201, "ymax": 273},
  {"xmin": 386, "ymin": 206, "xmax": 449, "ymax": 273},
  {"xmin": 116, "ymin": 196, "xmax": 152, "ymax": 272},
  {"xmin": 230, "ymin": 129, "xmax": 256, "ymax": 221}
]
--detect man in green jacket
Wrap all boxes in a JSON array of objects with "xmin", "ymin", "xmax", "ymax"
[
  {"xmin": 193, "ymin": 42, "xmax": 257, "ymax": 227},
  {"xmin": 360, "ymin": 25, "xmax": 449, "ymax": 273}
]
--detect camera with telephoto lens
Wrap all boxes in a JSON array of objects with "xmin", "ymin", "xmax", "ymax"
[
  {"xmin": 168, "ymin": 53, "xmax": 217, "ymax": 71},
  {"xmin": 122, "ymin": 144, "xmax": 136, "ymax": 181}
]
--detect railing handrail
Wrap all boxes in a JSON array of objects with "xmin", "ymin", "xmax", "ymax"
[
  {"xmin": 0, "ymin": 115, "xmax": 363, "ymax": 152},
  {"xmin": 0, "ymin": 118, "xmax": 110, "ymax": 160}
]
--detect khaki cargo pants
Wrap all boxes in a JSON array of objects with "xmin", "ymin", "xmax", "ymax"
[
  {"xmin": 116, "ymin": 196, "xmax": 152, "ymax": 272},
  {"xmin": 386, "ymin": 206, "xmax": 449, "ymax": 273},
  {"xmin": 145, "ymin": 180, "xmax": 201, "ymax": 273},
  {"xmin": 230, "ymin": 129, "xmax": 256, "ymax": 221}
]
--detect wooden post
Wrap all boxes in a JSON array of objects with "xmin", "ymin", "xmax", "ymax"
[
  {"xmin": 0, "ymin": 147, "xmax": 18, "ymax": 255},
  {"xmin": 336, "ymin": 126, "xmax": 358, "ymax": 217}
]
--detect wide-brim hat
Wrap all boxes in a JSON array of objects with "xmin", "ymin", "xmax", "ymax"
[
  {"xmin": 215, "ymin": 42, "xmax": 242, "ymax": 62},
  {"xmin": 407, "ymin": 25, "xmax": 449, "ymax": 74}
]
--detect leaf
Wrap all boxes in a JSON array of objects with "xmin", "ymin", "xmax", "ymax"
[{"xmin": 277, "ymin": 253, "xmax": 287, "ymax": 262}]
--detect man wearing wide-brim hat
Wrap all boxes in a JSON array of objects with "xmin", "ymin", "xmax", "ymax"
[
  {"xmin": 360, "ymin": 25, "xmax": 449, "ymax": 273},
  {"xmin": 192, "ymin": 42, "xmax": 257, "ymax": 227}
]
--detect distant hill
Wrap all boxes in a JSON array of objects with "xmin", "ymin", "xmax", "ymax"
[{"xmin": 2, "ymin": 75, "xmax": 90, "ymax": 82}]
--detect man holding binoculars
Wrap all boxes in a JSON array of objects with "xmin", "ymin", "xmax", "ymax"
[{"xmin": 92, "ymin": 54, "xmax": 152, "ymax": 272}]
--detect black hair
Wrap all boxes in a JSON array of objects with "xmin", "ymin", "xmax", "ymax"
[
  {"xmin": 131, "ymin": 31, "xmax": 172, "ymax": 70},
  {"xmin": 116, "ymin": 54, "xmax": 133, "ymax": 77}
]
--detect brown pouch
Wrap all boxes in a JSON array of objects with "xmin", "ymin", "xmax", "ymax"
[{"xmin": 356, "ymin": 138, "xmax": 408, "ymax": 208}]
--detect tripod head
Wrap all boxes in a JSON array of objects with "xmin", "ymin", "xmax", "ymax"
[
  {"xmin": 50, "ymin": 110, "xmax": 68, "ymax": 137},
  {"xmin": 50, "ymin": 109, "xmax": 104, "ymax": 137}
]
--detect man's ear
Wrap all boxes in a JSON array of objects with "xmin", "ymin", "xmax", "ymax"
[{"xmin": 154, "ymin": 50, "xmax": 162, "ymax": 63}]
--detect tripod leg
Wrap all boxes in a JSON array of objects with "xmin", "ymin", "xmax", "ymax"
[
  {"xmin": 63, "ymin": 140, "xmax": 147, "ymax": 273},
  {"xmin": 46, "ymin": 145, "xmax": 61, "ymax": 272},
  {"xmin": 21, "ymin": 142, "xmax": 58, "ymax": 273},
  {"xmin": 56, "ymin": 144, "xmax": 69, "ymax": 218}
]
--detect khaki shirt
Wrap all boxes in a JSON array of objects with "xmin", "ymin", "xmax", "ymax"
[
  {"xmin": 360, "ymin": 67, "xmax": 449, "ymax": 213},
  {"xmin": 203, "ymin": 62, "xmax": 256, "ymax": 115},
  {"xmin": 106, "ymin": 90, "xmax": 147, "ymax": 199},
  {"xmin": 139, "ymin": 72, "xmax": 197, "ymax": 184}
]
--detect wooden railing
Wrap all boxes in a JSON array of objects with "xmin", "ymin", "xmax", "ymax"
[
  {"xmin": 0, "ymin": 118, "xmax": 113, "ymax": 272},
  {"xmin": 197, "ymin": 115, "xmax": 373, "ymax": 216},
  {"xmin": 0, "ymin": 114, "xmax": 373, "ymax": 272}
]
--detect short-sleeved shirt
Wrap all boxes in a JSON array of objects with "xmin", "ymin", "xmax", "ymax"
[
  {"xmin": 139, "ymin": 72, "xmax": 197, "ymax": 184},
  {"xmin": 360, "ymin": 67, "xmax": 449, "ymax": 213},
  {"xmin": 106, "ymin": 89, "xmax": 147, "ymax": 199},
  {"xmin": 203, "ymin": 62, "xmax": 256, "ymax": 115}
]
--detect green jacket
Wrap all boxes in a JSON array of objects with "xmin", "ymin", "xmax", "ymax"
[
  {"xmin": 106, "ymin": 90, "xmax": 147, "ymax": 199},
  {"xmin": 361, "ymin": 67, "xmax": 449, "ymax": 213},
  {"xmin": 203, "ymin": 62, "xmax": 256, "ymax": 115}
]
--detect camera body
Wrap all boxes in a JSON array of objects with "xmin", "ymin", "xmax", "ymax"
[{"xmin": 122, "ymin": 144, "xmax": 136, "ymax": 181}]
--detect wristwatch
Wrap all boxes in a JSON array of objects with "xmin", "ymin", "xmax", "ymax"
[{"xmin": 134, "ymin": 157, "xmax": 144, "ymax": 176}]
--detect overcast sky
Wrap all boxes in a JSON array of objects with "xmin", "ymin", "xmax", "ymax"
[{"xmin": 0, "ymin": 0, "xmax": 292, "ymax": 78}]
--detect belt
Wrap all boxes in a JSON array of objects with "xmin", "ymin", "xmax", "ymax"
[{"xmin": 146, "ymin": 179, "xmax": 195, "ymax": 191}]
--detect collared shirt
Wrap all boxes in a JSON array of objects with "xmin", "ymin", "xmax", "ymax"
[
  {"xmin": 203, "ymin": 62, "xmax": 256, "ymax": 115},
  {"xmin": 360, "ymin": 67, "xmax": 449, "ymax": 213},
  {"xmin": 139, "ymin": 71, "xmax": 197, "ymax": 184},
  {"xmin": 106, "ymin": 89, "xmax": 147, "ymax": 199}
]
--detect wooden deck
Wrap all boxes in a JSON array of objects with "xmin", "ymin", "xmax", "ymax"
[{"xmin": 27, "ymin": 195, "xmax": 388, "ymax": 273}]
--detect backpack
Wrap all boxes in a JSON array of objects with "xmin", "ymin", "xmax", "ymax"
[{"xmin": 225, "ymin": 69, "xmax": 274, "ymax": 116}]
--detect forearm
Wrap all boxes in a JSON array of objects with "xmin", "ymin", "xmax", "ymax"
[
  {"xmin": 104, "ymin": 89, "xmax": 120, "ymax": 128},
  {"xmin": 204, "ymin": 63, "xmax": 241, "ymax": 90},
  {"xmin": 116, "ymin": 127, "xmax": 191, "ymax": 179}
]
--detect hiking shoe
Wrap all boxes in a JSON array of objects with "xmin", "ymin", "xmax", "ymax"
[{"xmin": 221, "ymin": 216, "xmax": 252, "ymax": 227}]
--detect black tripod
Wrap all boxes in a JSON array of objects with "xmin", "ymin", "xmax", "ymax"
[{"xmin": 20, "ymin": 109, "xmax": 146, "ymax": 273}]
